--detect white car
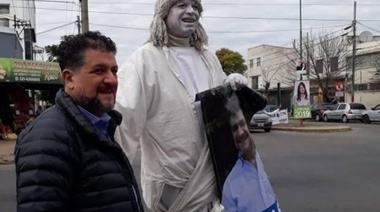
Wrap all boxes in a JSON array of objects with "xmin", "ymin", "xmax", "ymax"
[{"xmin": 361, "ymin": 104, "xmax": 380, "ymax": 124}]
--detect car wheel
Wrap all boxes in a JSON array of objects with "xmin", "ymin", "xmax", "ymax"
[
  {"xmin": 342, "ymin": 115, "xmax": 349, "ymax": 123},
  {"xmin": 362, "ymin": 115, "xmax": 371, "ymax": 124},
  {"xmin": 264, "ymin": 128, "xmax": 271, "ymax": 132},
  {"xmin": 315, "ymin": 114, "xmax": 321, "ymax": 122},
  {"xmin": 323, "ymin": 115, "xmax": 329, "ymax": 122}
]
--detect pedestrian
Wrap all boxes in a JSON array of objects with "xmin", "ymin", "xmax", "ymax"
[
  {"xmin": 14, "ymin": 31, "xmax": 144, "ymax": 212},
  {"xmin": 114, "ymin": 0, "xmax": 247, "ymax": 211}
]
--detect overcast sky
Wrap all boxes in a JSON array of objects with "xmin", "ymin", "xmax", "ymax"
[{"xmin": 34, "ymin": 0, "xmax": 380, "ymax": 63}]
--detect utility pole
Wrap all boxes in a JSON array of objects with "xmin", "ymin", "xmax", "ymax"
[
  {"xmin": 299, "ymin": 0, "xmax": 303, "ymax": 63},
  {"xmin": 80, "ymin": 0, "xmax": 89, "ymax": 33},
  {"xmin": 76, "ymin": 15, "xmax": 81, "ymax": 34},
  {"xmin": 351, "ymin": 1, "xmax": 357, "ymax": 102}
]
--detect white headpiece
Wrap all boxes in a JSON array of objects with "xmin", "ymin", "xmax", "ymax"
[{"xmin": 148, "ymin": 0, "xmax": 208, "ymax": 51}]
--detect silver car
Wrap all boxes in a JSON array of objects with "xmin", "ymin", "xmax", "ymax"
[
  {"xmin": 361, "ymin": 104, "xmax": 380, "ymax": 124},
  {"xmin": 250, "ymin": 105, "xmax": 278, "ymax": 132},
  {"xmin": 323, "ymin": 103, "xmax": 367, "ymax": 123},
  {"xmin": 250, "ymin": 112, "xmax": 272, "ymax": 132}
]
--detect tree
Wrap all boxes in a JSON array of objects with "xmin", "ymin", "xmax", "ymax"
[
  {"xmin": 44, "ymin": 44, "xmax": 60, "ymax": 62},
  {"xmin": 282, "ymin": 31, "xmax": 348, "ymax": 102},
  {"xmin": 215, "ymin": 48, "xmax": 247, "ymax": 75}
]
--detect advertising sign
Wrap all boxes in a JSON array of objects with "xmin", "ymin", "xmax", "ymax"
[
  {"xmin": 293, "ymin": 80, "xmax": 311, "ymax": 119},
  {"xmin": 0, "ymin": 58, "xmax": 62, "ymax": 84}
]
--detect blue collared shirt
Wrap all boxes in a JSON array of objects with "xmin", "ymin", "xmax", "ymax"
[
  {"xmin": 78, "ymin": 106, "xmax": 111, "ymax": 138},
  {"xmin": 222, "ymin": 152, "xmax": 280, "ymax": 212}
]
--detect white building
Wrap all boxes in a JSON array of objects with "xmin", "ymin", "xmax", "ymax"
[
  {"xmin": 247, "ymin": 35, "xmax": 380, "ymax": 109},
  {"xmin": 345, "ymin": 35, "xmax": 380, "ymax": 108},
  {"xmin": 0, "ymin": 1, "xmax": 36, "ymax": 59},
  {"xmin": 247, "ymin": 45, "xmax": 297, "ymax": 91}
]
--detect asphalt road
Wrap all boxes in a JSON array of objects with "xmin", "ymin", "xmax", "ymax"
[
  {"xmin": 1, "ymin": 122, "xmax": 379, "ymax": 211},
  {"xmin": 253, "ymin": 121, "xmax": 380, "ymax": 212}
]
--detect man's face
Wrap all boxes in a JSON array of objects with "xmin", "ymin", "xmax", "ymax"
[
  {"xmin": 165, "ymin": 0, "xmax": 200, "ymax": 38},
  {"xmin": 230, "ymin": 110, "xmax": 253, "ymax": 155},
  {"xmin": 63, "ymin": 48, "xmax": 118, "ymax": 116}
]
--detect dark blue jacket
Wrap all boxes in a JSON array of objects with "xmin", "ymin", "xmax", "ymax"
[{"xmin": 15, "ymin": 89, "xmax": 144, "ymax": 212}]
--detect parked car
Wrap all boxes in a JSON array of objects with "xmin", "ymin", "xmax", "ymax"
[
  {"xmin": 310, "ymin": 103, "xmax": 335, "ymax": 122},
  {"xmin": 250, "ymin": 111, "xmax": 272, "ymax": 132},
  {"xmin": 361, "ymin": 104, "xmax": 380, "ymax": 124},
  {"xmin": 323, "ymin": 102, "xmax": 367, "ymax": 123},
  {"xmin": 249, "ymin": 105, "xmax": 280, "ymax": 132}
]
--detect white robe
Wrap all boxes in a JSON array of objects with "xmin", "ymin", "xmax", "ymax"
[{"xmin": 114, "ymin": 42, "xmax": 226, "ymax": 212}]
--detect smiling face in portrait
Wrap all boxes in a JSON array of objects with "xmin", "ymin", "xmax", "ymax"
[
  {"xmin": 299, "ymin": 83, "xmax": 305, "ymax": 94},
  {"xmin": 63, "ymin": 48, "xmax": 118, "ymax": 116},
  {"xmin": 230, "ymin": 109, "xmax": 254, "ymax": 156},
  {"xmin": 165, "ymin": 0, "xmax": 200, "ymax": 38}
]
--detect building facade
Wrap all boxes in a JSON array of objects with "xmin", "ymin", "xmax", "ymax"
[
  {"xmin": 247, "ymin": 35, "xmax": 380, "ymax": 109},
  {"xmin": 345, "ymin": 36, "xmax": 380, "ymax": 108},
  {"xmin": 0, "ymin": 0, "xmax": 36, "ymax": 59}
]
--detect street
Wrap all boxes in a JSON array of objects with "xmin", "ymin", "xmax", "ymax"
[
  {"xmin": 253, "ymin": 122, "xmax": 380, "ymax": 212},
  {"xmin": 1, "ymin": 122, "xmax": 379, "ymax": 211}
]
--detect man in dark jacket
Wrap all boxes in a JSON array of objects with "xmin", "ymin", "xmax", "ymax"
[{"xmin": 14, "ymin": 31, "xmax": 144, "ymax": 212}]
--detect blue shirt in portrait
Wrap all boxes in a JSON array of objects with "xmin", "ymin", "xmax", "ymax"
[{"xmin": 222, "ymin": 152, "xmax": 280, "ymax": 212}]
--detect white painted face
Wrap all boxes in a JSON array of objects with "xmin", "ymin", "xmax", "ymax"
[{"xmin": 165, "ymin": 0, "xmax": 200, "ymax": 38}]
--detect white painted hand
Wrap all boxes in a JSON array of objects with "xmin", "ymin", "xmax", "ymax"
[{"xmin": 225, "ymin": 73, "xmax": 248, "ymax": 90}]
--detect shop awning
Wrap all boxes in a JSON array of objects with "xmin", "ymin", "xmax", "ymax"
[{"xmin": 0, "ymin": 58, "xmax": 62, "ymax": 85}]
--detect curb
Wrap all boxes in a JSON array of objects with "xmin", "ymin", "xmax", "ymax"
[{"xmin": 271, "ymin": 126, "xmax": 352, "ymax": 133}]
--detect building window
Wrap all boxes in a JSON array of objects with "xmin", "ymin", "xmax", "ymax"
[
  {"xmin": 353, "ymin": 84, "xmax": 369, "ymax": 91},
  {"xmin": 330, "ymin": 57, "xmax": 338, "ymax": 72},
  {"xmin": 256, "ymin": 57, "xmax": 261, "ymax": 67},
  {"xmin": 0, "ymin": 4, "xmax": 10, "ymax": 14},
  {"xmin": 251, "ymin": 76, "xmax": 259, "ymax": 89},
  {"xmin": 369, "ymin": 82, "xmax": 380, "ymax": 90},
  {"xmin": 0, "ymin": 18, "xmax": 9, "ymax": 27},
  {"xmin": 316, "ymin": 59, "xmax": 323, "ymax": 74},
  {"xmin": 249, "ymin": 59, "xmax": 254, "ymax": 68}
]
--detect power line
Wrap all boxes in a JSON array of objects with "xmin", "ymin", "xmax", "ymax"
[
  {"xmin": 91, "ymin": 23, "xmax": 347, "ymax": 34},
  {"xmin": 36, "ymin": 21, "xmax": 76, "ymax": 35},
  {"xmin": 10, "ymin": 5, "xmax": 380, "ymax": 22},
  {"xmin": 357, "ymin": 21, "xmax": 380, "ymax": 33},
  {"xmin": 28, "ymin": 0, "xmax": 380, "ymax": 6}
]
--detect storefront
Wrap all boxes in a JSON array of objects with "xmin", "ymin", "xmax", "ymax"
[{"xmin": 0, "ymin": 58, "xmax": 62, "ymax": 137}]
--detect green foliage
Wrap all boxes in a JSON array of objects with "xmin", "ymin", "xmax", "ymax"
[
  {"xmin": 215, "ymin": 48, "xmax": 247, "ymax": 75},
  {"xmin": 44, "ymin": 44, "xmax": 60, "ymax": 62}
]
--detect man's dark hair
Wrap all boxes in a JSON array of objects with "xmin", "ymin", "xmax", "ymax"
[
  {"xmin": 57, "ymin": 31, "xmax": 117, "ymax": 71},
  {"xmin": 225, "ymin": 93, "xmax": 241, "ymax": 119}
]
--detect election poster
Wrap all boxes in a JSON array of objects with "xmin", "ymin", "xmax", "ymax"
[
  {"xmin": 196, "ymin": 85, "xmax": 281, "ymax": 211},
  {"xmin": 293, "ymin": 80, "xmax": 312, "ymax": 119}
]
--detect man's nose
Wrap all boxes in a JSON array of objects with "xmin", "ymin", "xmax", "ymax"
[
  {"xmin": 103, "ymin": 70, "xmax": 117, "ymax": 84},
  {"xmin": 237, "ymin": 126, "xmax": 245, "ymax": 136},
  {"xmin": 185, "ymin": 5, "xmax": 195, "ymax": 13}
]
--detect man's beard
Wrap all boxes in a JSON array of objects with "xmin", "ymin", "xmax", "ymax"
[{"xmin": 77, "ymin": 91, "xmax": 114, "ymax": 114}]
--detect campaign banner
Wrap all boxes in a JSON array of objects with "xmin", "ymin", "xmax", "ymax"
[
  {"xmin": 270, "ymin": 109, "xmax": 289, "ymax": 125},
  {"xmin": 293, "ymin": 105, "xmax": 312, "ymax": 119},
  {"xmin": 196, "ymin": 85, "xmax": 281, "ymax": 211},
  {"xmin": 0, "ymin": 58, "xmax": 62, "ymax": 84},
  {"xmin": 293, "ymin": 80, "xmax": 311, "ymax": 119}
]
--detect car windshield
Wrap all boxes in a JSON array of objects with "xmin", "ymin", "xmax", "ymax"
[{"xmin": 264, "ymin": 105, "xmax": 279, "ymax": 112}]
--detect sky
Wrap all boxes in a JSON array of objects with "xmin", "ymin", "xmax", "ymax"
[{"xmin": 32, "ymin": 0, "xmax": 380, "ymax": 64}]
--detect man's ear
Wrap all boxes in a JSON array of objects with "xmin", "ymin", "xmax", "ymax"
[{"xmin": 62, "ymin": 69, "xmax": 75, "ymax": 90}]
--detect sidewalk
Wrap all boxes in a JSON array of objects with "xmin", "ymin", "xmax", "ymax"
[
  {"xmin": 272, "ymin": 119, "xmax": 352, "ymax": 133},
  {"xmin": 0, "ymin": 139, "xmax": 15, "ymax": 165}
]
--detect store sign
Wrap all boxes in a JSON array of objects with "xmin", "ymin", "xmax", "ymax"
[
  {"xmin": 0, "ymin": 58, "xmax": 62, "ymax": 84},
  {"xmin": 335, "ymin": 81, "xmax": 344, "ymax": 91}
]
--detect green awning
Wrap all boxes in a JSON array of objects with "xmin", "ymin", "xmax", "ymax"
[{"xmin": 0, "ymin": 58, "xmax": 62, "ymax": 85}]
